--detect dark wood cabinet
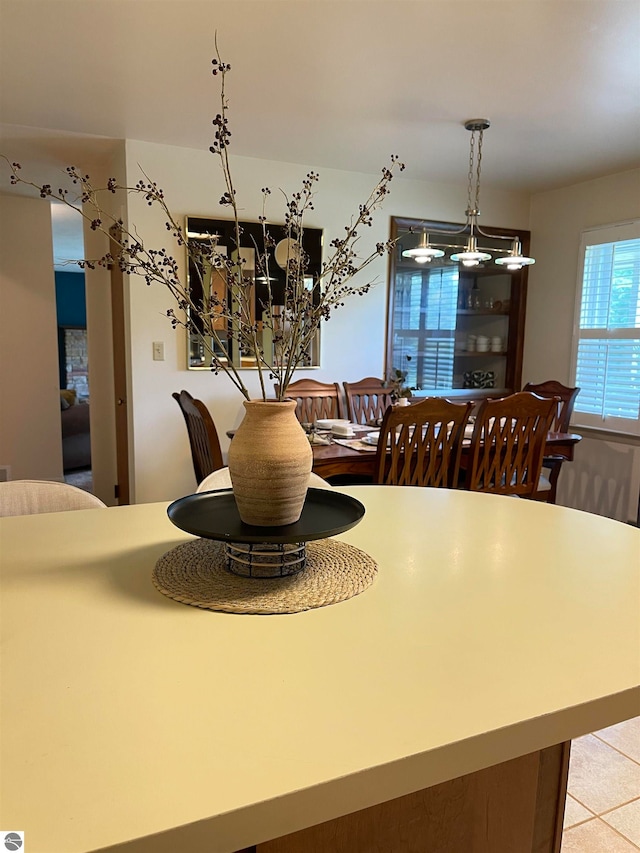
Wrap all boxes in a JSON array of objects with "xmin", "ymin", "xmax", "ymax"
[{"xmin": 386, "ymin": 217, "xmax": 529, "ymax": 397}]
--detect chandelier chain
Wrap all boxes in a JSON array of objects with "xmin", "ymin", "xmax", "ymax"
[
  {"xmin": 466, "ymin": 129, "xmax": 484, "ymax": 213},
  {"xmin": 475, "ymin": 129, "xmax": 484, "ymax": 211},
  {"xmin": 466, "ymin": 132, "xmax": 475, "ymax": 212}
]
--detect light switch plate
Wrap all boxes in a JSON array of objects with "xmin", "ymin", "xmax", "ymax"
[{"xmin": 152, "ymin": 341, "xmax": 165, "ymax": 361}]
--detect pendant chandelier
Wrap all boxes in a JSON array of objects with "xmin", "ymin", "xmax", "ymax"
[{"xmin": 402, "ymin": 119, "xmax": 535, "ymax": 271}]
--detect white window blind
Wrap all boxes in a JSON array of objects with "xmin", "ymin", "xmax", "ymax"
[
  {"xmin": 571, "ymin": 221, "xmax": 640, "ymax": 435},
  {"xmin": 392, "ymin": 267, "xmax": 458, "ymax": 390}
]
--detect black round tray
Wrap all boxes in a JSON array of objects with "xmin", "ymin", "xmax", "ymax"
[{"xmin": 167, "ymin": 488, "xmax": 365, "ymax": 544}]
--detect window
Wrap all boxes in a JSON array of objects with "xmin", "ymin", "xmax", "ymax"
[{"xmin": 571, "ymin": 221, "xmax": 640, "ymax": 435}]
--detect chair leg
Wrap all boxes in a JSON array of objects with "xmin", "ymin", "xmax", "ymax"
[
  {"xmin": 546, "ymin": 484, "xmax": 559, "ymax": 504},
  {"xmin": 534, "ymin": 459, "xmax": 563, "ymax": 504}
]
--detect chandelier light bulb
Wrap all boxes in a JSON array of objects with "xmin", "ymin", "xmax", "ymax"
[
  {"xmin": 402, "ymin": 246, "xmax": 444, "ymax": 262},
  {"xmin": 401, "ymin": 231, "xmax": 445, "ymax": 264},
  {"xmin": 495, "ymin": 255, "xmax": 536, "ymax": 270},
  {"xmin": 495, "ymin": 239, "xmax": 536, "ymax": 270},
  {"xmin": 450, "ymin": 234, "xmax": 491, "ymax": 267}
]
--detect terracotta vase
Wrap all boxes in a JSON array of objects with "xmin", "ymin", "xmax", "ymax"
[{"xmin": 228, "ymin": 399, "xmax": 313, "ymax": 527}]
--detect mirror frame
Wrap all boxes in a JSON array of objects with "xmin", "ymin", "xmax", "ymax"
[{"xmin": 186, "ymin": 216, "xmax": 323, "ymax": 370}]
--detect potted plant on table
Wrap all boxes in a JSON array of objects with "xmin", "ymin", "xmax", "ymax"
[
  {"xmin": 386, "ymin": 356, "xmax": 416, "ymax": 406},
  {"xmin": 4, "ymin": 48, "xmax": 404, "ymax": 526}
]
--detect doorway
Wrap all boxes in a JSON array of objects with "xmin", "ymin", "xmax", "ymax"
[
  {"xmin": 53, "ymin": 266, "xmax": 94, "ymax": 493},
  {"xmin": 50, "ymin": 198, "xmax": 129, "ymax": 505}
]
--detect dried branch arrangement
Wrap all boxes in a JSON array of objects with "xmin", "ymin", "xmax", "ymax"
[{"xmin": 4, "ymin": 50, "xmax": 404, "ymax": 401}]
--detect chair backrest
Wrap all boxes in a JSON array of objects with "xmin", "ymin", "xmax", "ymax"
[
  {"xmin": 375, "ymin": 398, "xmax": 474, "ymax": 487},
  {"xmin": 343, "ymin": 377, "xmax": 394, "ymax": 425},
  {"xmin": 196, "ymin": 467, "xmax": 333, "ymax": 493},
  {"xmin": 464, "ymin": 391, "xmax": 558, "ymax": 497},
  {"xmin": 522, "ymin": 380, "xmax": 580, "ymax": 433},
  {"xmin": 0, "ymin": 480, "xmax": 107, "ymax": 517},
  {"xmin": 172, "ymin": 390, "xmax": 224, "ymax": 485},
  {"xmin": 274, "ymin": 379, "xmax": 344, "ymax": 423}
]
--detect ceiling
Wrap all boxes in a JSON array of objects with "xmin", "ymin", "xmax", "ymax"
[{"xmin": 1, "ymin": 1, "xmax": 639, "ymax": 266}]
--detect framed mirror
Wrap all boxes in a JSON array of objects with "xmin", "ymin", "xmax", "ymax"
[{"xmin": 186, "ymin": 216, "xmax": 323, "ymax": 370}]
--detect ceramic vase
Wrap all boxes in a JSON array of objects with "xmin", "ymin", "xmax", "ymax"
[{"xmin": 228, "ymin": 399, "xmax": 313, "ymax": 527}]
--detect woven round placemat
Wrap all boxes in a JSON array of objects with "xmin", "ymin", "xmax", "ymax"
[{"xmin": 153, "ymin": 538, "xmax": 377, "ymax": 614}]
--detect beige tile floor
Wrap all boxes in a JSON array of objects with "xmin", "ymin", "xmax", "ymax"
[{"xmin": 562, "ymin": 716, "xmax": 640, "ymax": 851}]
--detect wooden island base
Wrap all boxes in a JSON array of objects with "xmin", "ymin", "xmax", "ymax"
[{"xmin": 241, "ymin": 743, "xmax": 569, "ymax": 853}]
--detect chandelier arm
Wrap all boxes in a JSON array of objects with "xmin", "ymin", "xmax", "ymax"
[
  {"xmin": 426, "ymin": 240, "xmax": 485, "ymax": 252},
  {"xmin": 474, "ymin": 225, "xmax": 517, "ymax": 242},
  {"xmin": 425, "ymin": 222, "xmax": 472, "ymax": 237},
  {"xmin": 410, "ymin": 238, "xmax": 516, "ymax": 255},
  {"xmin": 413, "ymin": 220, "xmax": 473, "ymax": 237}
]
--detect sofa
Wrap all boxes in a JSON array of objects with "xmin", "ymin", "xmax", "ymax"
[{"xmin": 60, "ymin": 390, "xmax": 91, "ymax": 471}]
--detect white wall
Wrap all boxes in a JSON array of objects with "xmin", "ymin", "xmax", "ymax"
[
  {"xmin": 0, "ymin": 193, "xmax": 63, "ymax": 481},
  {"xmin": 120, "ymin": 140, "xmax": 531, "ymax": 503},
  {"xmin": 524, "ymin": 168, "xmax": 640, "ymax": 383},
  {"xmin": 0, "ymin": 145, "xmax": 127, "ymax": 506},
  {"xmin": 525, "ymin": 168, "xmax": 640, "ymax": 522}
]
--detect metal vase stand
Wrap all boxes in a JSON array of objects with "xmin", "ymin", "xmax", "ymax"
[
  {"xmin": 225, "ymin": 541, "xmax": 307, "ymax": 578},
  {"xmin": 166, "ymin": 488, "xmax": 366, "ymax": 580}
]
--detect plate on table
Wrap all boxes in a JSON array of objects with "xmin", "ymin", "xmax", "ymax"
[
  {"xmin": 315, "ymin": 418, "xmax": 350, "ymax": 431},
  {"xmin": 363, "ymin": 431, "xmax": 380, "ymax": 446},
  {"xmin": 363, "ymin": 428, "xmax": 412, "ymax": 446}
]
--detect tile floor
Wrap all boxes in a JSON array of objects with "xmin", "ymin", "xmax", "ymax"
[{"xmin": 562, "ymin": 716, "xmax": 640, "ymax": 851}]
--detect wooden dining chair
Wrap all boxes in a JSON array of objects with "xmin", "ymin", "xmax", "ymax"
[
  {"xmin": 274, "ymin": 378, "xmax": 344, "ymax": 423},
  {"xmin": 523, "ymin": 380, "xmax": 581, "ymax": 503},
  {"xmin": 522, "ymin": 380, "xmax": 580, "ymax": 432},
  {"xmin": 463, "ymin": 391, "xmax": 557, "ymax": 498},
  {"xmin": 172, "ymin": 390, "xmax": 224, "ymax": 485},
  {"xmin": 374, "ymin": 398, "xmax": 474, "ymax": 488},
  {"xmin": 343, "ymin": 377, "xmax": 394, "ymax": 425}
]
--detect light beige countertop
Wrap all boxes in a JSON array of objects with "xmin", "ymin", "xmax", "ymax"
[{"xmin": 1, "ymin": 487, "xmax": 638, "ymax": 852}]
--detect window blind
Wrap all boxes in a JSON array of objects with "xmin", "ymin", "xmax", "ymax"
[
  {"xmin": 393, "ymin": 268, "xmax": 458, "ymax": 390},
  {"xmin": 572, "ymin": 221, "xmax": 640, "ymax": 435}
]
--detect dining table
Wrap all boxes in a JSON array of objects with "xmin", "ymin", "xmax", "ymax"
[
  {"xmin": 1, "ymin": 486, "xmax": 637, "ymax": 853},
  {"xmin": 311, "ymin": 428, "xmax": 583, "ymax": 480}
]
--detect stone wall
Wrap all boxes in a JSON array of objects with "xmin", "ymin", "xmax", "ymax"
[{"xmin": 64, "ymin": 328, "xmax": 89, "ymax": 399}]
